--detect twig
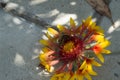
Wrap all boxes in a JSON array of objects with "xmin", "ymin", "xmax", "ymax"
[{"xmin": 0, "ymin": 2, "xmax": 51, "ymax": 28}]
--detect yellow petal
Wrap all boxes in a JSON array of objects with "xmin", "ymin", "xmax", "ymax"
[
  {"xmin": 39, "ymin": 57, "xmax": 52, "ymax": 72},
  {"xmin": 93, "ymin": 26, "xmax": 104, "ymax": 34},
  {"xmin": 84, "ymin": 73, "xmax": 92, "ymax": 80},
  {"xmin": 89, "ymin": 70, "xmax": 97, "ymax": 76},
  {"xmin": 46, "ymin": 32, "xmax": 52, "ymax": 39},
  {"xmin": 90, "ymin": 22, "xmax": 96, "ymax": 29},
  {"xmin": 39, "ymin": 53, "xmax": 46, "ymax": 61},
  {"xmin": 70, "ymin": 74, "xmax": 77, "ymax": 80},
  {"xmin": 87, "ymin": 64, "xmax": 97, "ymax": 76},
  {"xmin": 45, "ymin": 64, "xmax": 51, "ymax": 72},
  {"xmin": 39, "ymin": 50, "xmax": 54, "ymax": 62},
  {"xmin": 42, "ymin": 47, "xmax": 50, "ymax": 53},
  {"xmin": 63, "ymin": 72, "xmax": 71, "ymax": 80},
  {"xmin": 56, "ymin": 73, "xmax": 64, "ymax": 77},
  {"xmin": 102, "ymin": 49, "xmax": 111, "ymax": 54},
  {"xmin": 80, "ymin": 60, "xmax": 87, "ymax": 69},
  {"xmin": 96, "ymin": 53, "xmax": 104, "ymax": 63},
  {"xmin": 100, "ymin": 39, "xmax": 111, "ymax": 48},
  {"xmin": 77, "ymin": 75, "xmax": 84, "ymax": 80},
  {"xmin": 91, "ymin": 60, "xmax": 101, "ymax": 67},
  {"xmin": 76, "ymin": 25, "xmax": 82, "ymax": 32},
  {"xmin": 50, "ymin": 77, "xmax": 56, "ymax": 80},
  {"xmin": 51, "ymin": 73, "xmax": 64, "ymax": 80},
  {"xmin": 84, "ymin": 16, "xmax": 92, "ymax": 27},
  {"xmin": 40, "ymin": 40, "xmax": 49, "ymax": 46},
  {"xmin": 57, "ymin": 24, "xmax": 67, "ymax": 32},
  {"xmin": 48, "ymin": 28, "xmax": 59, "ymax": 36},
  {"xmin": 70, "ymin": 17, "xmax": 76, "ymax": 28},
  {"xmin": 50, "ymin": 74, "xmax": 58, "ymax": 80},
  {"xmin": 95, "ymin": 35, "xmax": 104, "ymax": 43}
]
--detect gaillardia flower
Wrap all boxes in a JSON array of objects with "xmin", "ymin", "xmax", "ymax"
[{"xmin": 39, "ymin": 16, "xmax": 111, "ymax": 80}]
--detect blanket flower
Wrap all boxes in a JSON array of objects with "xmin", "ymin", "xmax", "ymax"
[{"xmin": 39, "ymin": 16, "xmax": 111, "ymax": 80}]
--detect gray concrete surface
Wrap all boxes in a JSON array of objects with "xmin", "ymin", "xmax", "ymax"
[{"xmin": 0, "ymin": 0, "xmax": 120, "ymax": 80}]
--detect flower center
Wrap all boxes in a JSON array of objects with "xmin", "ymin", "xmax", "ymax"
[
  {"xmin": 57, "ymin": 35, "xmax": 84, "ymax": 62},
  {"xmin": 63, "ymin": 41, "xmax": 75, "ymax": 53}
]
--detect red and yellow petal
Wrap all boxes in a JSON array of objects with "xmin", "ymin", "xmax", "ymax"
[{"xmin": 92, "ymin": 45, "xmax": 102, "ymax": 54}]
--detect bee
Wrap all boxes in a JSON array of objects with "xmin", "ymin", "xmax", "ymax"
[{"xmin": 58, "ymin": 34, "xmax": 72, "ymax": 46}]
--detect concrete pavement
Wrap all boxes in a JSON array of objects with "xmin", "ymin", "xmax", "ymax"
[{"xmin": 0, "ymin": 0, "xmax": 120, "ymax": 80}]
